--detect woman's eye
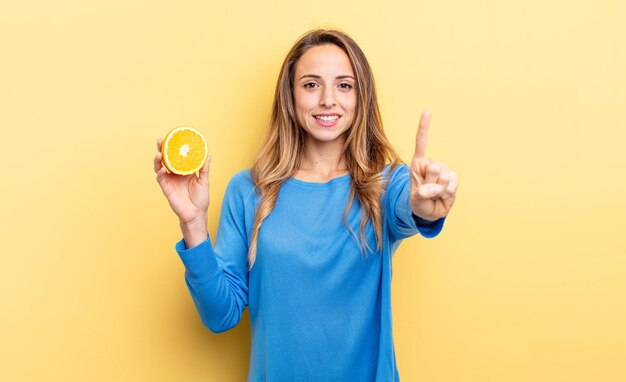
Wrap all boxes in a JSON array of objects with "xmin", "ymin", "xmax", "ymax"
[
  {"xmin": 339, "ymin": 83, "xmax": 353, "ymax": 89},
  {"xmin": 303, "ymin": 82, "xmax": 317, "ymax": 89}
]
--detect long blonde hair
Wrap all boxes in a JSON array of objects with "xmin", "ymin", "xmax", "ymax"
[{"xmin": 248, "ymin": 29, "xmax": 402, "ymax": 271}]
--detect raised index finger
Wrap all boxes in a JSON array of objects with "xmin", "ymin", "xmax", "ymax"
[{"xmin": 414, "ymin": 110, "xmax": 431, "ymax": 158}]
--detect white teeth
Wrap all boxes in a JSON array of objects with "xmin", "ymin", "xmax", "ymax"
[{"xmin": 315, "ymin": 115, "xmax": 339, "ymax": 122}]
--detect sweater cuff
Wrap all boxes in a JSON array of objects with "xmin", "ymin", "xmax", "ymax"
[
  {"xmin": 411, "ymin": 213, "xmax": 446, "ymax": 239},
  {"xmin": 175, "ymin": 235, "xmax": 221, "ymax": 280}
]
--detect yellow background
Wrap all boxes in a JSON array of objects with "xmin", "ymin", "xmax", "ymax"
[{"xmin": 1, "ymin": 0, "xmax": 625, "ymax": 380}]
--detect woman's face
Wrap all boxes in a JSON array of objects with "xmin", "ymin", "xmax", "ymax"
[{"xmin": 293, "ymin": 44, "xmax": 357, "ymax": 146}]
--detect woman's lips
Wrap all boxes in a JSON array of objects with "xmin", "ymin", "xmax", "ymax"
[{"xmin": 313, "ymin": 115, "xmax": 341, "ymax": 127}]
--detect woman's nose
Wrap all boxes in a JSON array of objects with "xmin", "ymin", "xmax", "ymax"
[{"xmin": 319, "ymin": 87, "xmax": 336, "ymax": 107}]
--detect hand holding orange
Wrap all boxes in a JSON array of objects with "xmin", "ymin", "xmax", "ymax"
[{"xmin": 154, "ymin": 127, "xmax": 212, "ymax": 225}]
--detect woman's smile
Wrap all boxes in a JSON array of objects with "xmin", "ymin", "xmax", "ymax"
[{"xmin": 312, "ymin": 113, "xmax": 342, "ymax": 127}]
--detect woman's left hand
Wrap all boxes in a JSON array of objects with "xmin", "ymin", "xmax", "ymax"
[{"xmin": 409, "ymin": 111, "xmax": 459, "ymax": 222}]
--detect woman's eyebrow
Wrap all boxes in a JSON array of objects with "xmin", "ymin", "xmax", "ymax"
[{"xmin": 299, "ymin": 74, "xmax": 355, "ymax": 80}]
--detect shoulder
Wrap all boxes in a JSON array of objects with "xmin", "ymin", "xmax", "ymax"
[
  {"xmin": 229, "ymin": 168, "xmax": 255, "ymax": 187},
  {"xmin": 225, "ymin": 168, "xmax": 257, "ymax": 203},
  {"xmin": 383, "ymin": 162, "xmax": 410, "ymax": 186}
]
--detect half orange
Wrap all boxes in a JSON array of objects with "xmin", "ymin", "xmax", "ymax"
[{"xmin": 161, "ymin": 127, "xmax": 208, "ymax": 175}]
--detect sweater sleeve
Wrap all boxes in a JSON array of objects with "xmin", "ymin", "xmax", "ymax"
[
  {"xmin": 174, "ymin": 172, "xmax": 251, "ymax": 333},
  {"xmin": 385, "ymin": 164, "xmax": 446, "ymax": 242}
]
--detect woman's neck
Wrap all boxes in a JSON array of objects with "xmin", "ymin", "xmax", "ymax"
[{"xmin": 295, "ymin": 137, "xmax": 348, "ymax": 182}]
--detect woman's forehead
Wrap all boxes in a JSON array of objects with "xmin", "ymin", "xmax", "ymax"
[{"xmin": 295, "ymin": 44, "xmax": 354, "ymax": 78}]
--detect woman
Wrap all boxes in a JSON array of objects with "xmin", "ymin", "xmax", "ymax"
[{"xmin": 153, "ymin": 29, "xmax": 458, "ymax": 381}]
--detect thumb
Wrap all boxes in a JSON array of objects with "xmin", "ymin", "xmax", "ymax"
[
  {"xmin": 198, "ymin": 155, "xmax": 212, "ymax": 183},
  {"xmin": 419, "ymin": 183, "xmax": 443, "ymax": 199}
]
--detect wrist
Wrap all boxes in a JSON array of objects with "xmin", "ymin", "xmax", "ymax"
[
  {"xmin": 411, "ymin": 211, "xmax": 438, "ymax": 224},
  {"xmin": 179, "ymin": 214, "xmax": 207, "ymax": 228},
  {"xmin": 179, "ymin": 215, "xmax": 208, "ymax": 249}
]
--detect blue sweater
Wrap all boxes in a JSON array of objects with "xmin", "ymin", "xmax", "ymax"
[{"xmin": 175, "ymin": 164, "xmax": 445, "ymax": 381}]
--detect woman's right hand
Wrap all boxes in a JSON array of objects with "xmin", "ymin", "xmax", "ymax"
[{"xmin": 153, "ymin": 138, "xmax": 212, "ymax": 225}]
